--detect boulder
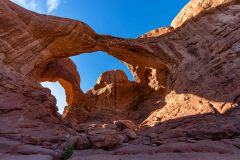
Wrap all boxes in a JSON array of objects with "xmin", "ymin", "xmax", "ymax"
[
  {"xmin": 123, "ymin": 129, "xmax": 137, "ymax": 139},
  {"xmin": 67, "ymin": 136, "xmax": 80, "ymax": 147},
  {"xmin": 89, "ymin": 134, "xmax": 123, "ymax": 149},
  {"xmin": 114, "ymin": 120, "xmax": 137, "ymax": 131},
  {"xmin": 75, "ymin": 134, "xmax": 91, "ymax": 150}
]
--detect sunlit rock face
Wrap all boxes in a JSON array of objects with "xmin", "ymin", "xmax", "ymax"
[
  {"xmin": 62, "ymin": 70, "xmax": 141, "ymax": 125},
  {"xmin": 1, "ymin": 0, "xmax": 240, "ymax": 159},
  {"xmin": 140, "ymin": 0, "xmax": 240, "ymax": 126},
  {"xmin": 86, "ymin": 70, "xmax": 139, "ymax": 112},
  {"xmin": 85, "ymin": 70, "xmax": 140, "ymax": 119}
]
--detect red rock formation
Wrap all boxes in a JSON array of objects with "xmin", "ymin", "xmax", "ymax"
[
  {"xmin": 0, "ymin": 64, "xmax": 73, "ymax": 151},
  {"xmin": 36, "ymin": 58, "xmax": 85, "ymax": 107},
  {"xmin": 83, "ymin": 70, "xmax": 139, "ymax": 121},
  {"xmin": 140, "ymin": 0, "xmax": 240, "ymax": 126},
  {"xmin": 35, "ymin": 58, "xmax": 90, "ymax": 126},
  {"xmin": 86, "ymin": 70, "xmax": 139, "ymax": 111},
  {"xmin": 1, "ymin": 0, "xmax": 240, "ymax": 159},
  {"xmin": 140, "ymin": 27, "xmax": 174, "ymax": 38}
]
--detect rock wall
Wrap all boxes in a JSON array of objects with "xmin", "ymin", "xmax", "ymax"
[
  {"xmin": 84, "ymin": 70, "xmax": 140, "ymax": 121},
  {"xmin": 86, "ymin": 70, "xmax": 138, "ymax": 111},
  {"xmin": 0, "ymin": 62, "xmax": 73, "ymax": 149},
  {"xmin": 141, "ymin": 0, "xmax": 240, "ymax": 126},
  {"xmin": 1, "ymin": 0, "xmax": 240, "ymax": 159}
]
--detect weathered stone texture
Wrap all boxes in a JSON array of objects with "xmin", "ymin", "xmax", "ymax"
[{"xmin": 1, "ymin": 0, "xmax": 240, "ymax": 159}]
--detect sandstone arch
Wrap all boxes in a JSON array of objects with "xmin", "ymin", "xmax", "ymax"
[
  {"xmin": 1, "ymin": 0, "xmax": 240, "ymax": 122},
  {"xmin": 35, "ymin": 57, "xmax": 93, "ymax": 125},
  {"xmin": 1, "ymin": 0, "xmax": 174, "ymax": 77},
  {"xmin": 36, "ymin": 58, "xmax": 84, "ymax": 106},
  {"xmin": 1, "ymin": 0, "xmax": 240, "ymax": 158}
]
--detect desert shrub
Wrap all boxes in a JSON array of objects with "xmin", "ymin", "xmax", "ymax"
[{"xmin": 62, "ymin": 144, "xmax": 74, "ymax": 160}]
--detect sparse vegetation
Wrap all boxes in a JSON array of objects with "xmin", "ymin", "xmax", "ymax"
[{"xmin": 62, "ymin": 144, "xmax": 74, "ymax": 160}]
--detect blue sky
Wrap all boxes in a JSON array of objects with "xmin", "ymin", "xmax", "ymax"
[{"xmin": 11, "ymin": 0, "xmax": 189, "ymax": 114}]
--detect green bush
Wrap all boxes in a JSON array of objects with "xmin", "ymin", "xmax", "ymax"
[{"xmin": 62, "ymin": 144, "xmax": 74, "ymax": 160}]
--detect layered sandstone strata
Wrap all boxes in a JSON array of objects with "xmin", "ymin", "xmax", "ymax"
[
  {"xmin": 1, "ymin": 0, "xmax": 240, "ymax": 159},
  {"xmin": 84, "ymin": 70, "xmax": 140, "ymax": 120},
  {"xmin": 86, "ymin": 70, "xmax": 138, "ymax": 111}
]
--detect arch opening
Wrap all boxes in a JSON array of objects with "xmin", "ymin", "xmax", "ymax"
[
  {"xmin": 41, "ymin": 82, "xmax": 67, "ymax": 114},
  {"xmin": 71, "ymin": 51, "xmax": 134, "ymax": 93},
  {"xmin": 38, "ymin": 51, "xmax": 135, "ymax": 117}
]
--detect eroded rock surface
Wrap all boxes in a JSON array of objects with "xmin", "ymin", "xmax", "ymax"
[
  {"xmin": 86, "ymin": 70, "xmax": 139, "ymax": 111},
  {"xmin": 62, "ymin": 70, "xmax": 141, "ymax": 125},
  {"xmin": 1, "ymin": 0, "xmax": 240, "ymax": 159},
  {"xmin": 0, "ymin": 65, "xmax": 74, "ymax": 159},
  {"xmin": 36, "ymin": 58, "xmax": 85, "ymax": 107},
  {"xmin": 85, "ymin": 70, "xmax": 140, "ymax": 120}
]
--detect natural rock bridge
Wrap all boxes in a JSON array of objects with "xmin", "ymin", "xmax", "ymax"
[{"xmin": 1, "ymin": 0, "xmax": 240, "ymax": 159}]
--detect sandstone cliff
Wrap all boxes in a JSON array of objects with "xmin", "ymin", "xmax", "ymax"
[{"xmin": 1, "ymin": 0, "xmax": 240, "ymax": 159}]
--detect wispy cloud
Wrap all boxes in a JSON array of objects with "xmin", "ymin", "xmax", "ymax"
[
  {"xmin": 46, "ymin": 0, "xmax": 60, "ymax": 13},
  {"xmin": 10, "ymin": 0, "xmax": 62, "ymax": 14},
  {"xmin": 11, "ymin": 0, "xmax": 40, "ymax": 12}
]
